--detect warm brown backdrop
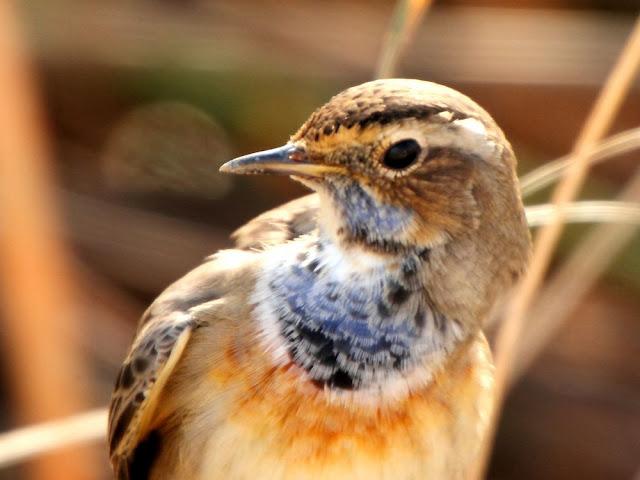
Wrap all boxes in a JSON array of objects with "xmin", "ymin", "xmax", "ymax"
[{"xmin": 0, "ymin": 1, "xmax": 638, "ymax": 479}]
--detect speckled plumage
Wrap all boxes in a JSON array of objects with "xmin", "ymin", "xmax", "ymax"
[
  {"xmin": 108, "ymin": 79, "xmax": 531, "ymax": 480},
  {"xmin": 255, "ymin": 236, "xmax": 462, "ymax": 391}
]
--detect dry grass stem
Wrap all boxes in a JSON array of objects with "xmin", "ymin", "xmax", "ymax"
[
  {"xmin": 525, "ymin": 200, "xmax": 640, "ymax": 227},
  {"xmin": 513, "ymin": 170, "xmax": 640, "ymax": 383},
  {"xmin": 0, "ymin": 409, "xmax": 107, "ymax": 469},
  {"xmin": 376, "ymin": 0, "xmax": 432, "ymax": 78},
  {"xmin": 472, "ymin": 15, "xmax": 640, "ymax": 479},
  {"xmin": 520, "ymin": 126, "xmax": 640, "ymax": 198}
]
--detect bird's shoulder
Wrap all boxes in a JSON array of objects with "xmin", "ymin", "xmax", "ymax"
[
  {"xmin": 109, "ymin": 193, "xmax": 321, "ymax": 478},
  {"xmin": 108, "ymin": 248, "xmax": 259, "ymax": 479},
  {"xmin": 232, "ymin": 193, "xmax": 319, "ymax": 250}
]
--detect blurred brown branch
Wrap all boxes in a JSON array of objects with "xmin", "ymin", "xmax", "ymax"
[{"xmin": 0, "ymin": 2, "xmax": 100, "ymax": 479}]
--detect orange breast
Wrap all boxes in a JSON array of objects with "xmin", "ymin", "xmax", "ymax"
[{"xmin": 201, "ymin": 331, "xmax": 494, "ymax": 479}]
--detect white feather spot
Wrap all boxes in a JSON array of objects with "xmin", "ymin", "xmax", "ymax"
[{"xmin": 453, "ymin": 117, "xmax": 487, "ymax": 137}]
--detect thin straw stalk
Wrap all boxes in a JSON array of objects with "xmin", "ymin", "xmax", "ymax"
[
  {"xmin": 521, "ymin": 126, "xmax": 640, "ymax": 198},
  {"xmin": 0, "ymin": 409, "xmax": 107, "ymax": 469},
  {"xmin": 525, "ymin": 200, "xmax": 640, "ymax": 227},
  {"xmin": 513, "ymin": 170, "xmax": 640, "ymax": 383},
  {"xmin": 376, "ymin": 0, "xmax": 432, "ymax": 78},
  {"xmin": 472, "ymin": 15, "xmax": 640, "ymax": 479}
]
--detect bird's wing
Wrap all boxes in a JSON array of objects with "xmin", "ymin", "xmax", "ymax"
[
  {"xmin": 108, "ymin": 310, "xmax": 198, "ymax": 480},
  {"xmin": 232, "ymin": 193, "xmax": 320, "ymax": 250},
  {"xmin": 108, "ymin": 250, "xmax": 255, "ymax": 479}
]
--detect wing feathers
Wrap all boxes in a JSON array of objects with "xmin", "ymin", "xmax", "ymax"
[{"xmin": 108, "ymin": 313, "xmax": 196, "ymax": 479}]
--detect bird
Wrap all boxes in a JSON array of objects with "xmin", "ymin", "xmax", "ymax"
[{"xmin": 107, "ymin": 78, "xmax": 531, "ymax": 480}]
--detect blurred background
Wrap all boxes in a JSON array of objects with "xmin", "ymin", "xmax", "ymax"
[{"xmin": 0, "ymin": 0, "xmax": 638, "ymax": 479}]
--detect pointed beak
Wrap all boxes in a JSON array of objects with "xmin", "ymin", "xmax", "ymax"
[{"xmin": 219, "ymin": 144, "xmax": 343, "ymax": 177}]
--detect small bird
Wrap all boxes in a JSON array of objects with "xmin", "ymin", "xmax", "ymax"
[{"xmin": 108, "ymin": 79, "xmax": 531, "ymax": 480}]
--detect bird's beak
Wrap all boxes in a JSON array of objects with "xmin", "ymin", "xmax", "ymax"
[{"xmin": 219, "ymin": 144, "xmax": 343, "ymax": 177}]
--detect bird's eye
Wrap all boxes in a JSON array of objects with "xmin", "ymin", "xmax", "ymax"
[{"xmin": 382, "ymin": 139, "xmax": 421, "ymax": 170}]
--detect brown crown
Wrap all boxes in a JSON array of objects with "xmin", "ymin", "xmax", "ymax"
[{"xmin": 293, "ymin": 79, "xmax": 500, "ymax": 143}]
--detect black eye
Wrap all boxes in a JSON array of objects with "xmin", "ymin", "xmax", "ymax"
[{"xmin": 382, "ymin": 139, "xmax": 421, "ymax": 170}]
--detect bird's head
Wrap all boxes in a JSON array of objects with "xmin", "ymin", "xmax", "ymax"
[{"xmin": 221, "ymin": 79, "xmax": 528, "ymax": 258}]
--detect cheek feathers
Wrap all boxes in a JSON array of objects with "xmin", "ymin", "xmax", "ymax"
[{"xmin": 307, "ymin": 117, "xmax": 502, "ymax": 249}]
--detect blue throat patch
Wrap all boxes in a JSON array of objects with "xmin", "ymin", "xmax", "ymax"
[
  {"xmin": 327, "ymin": 180, "xmax": 414, "ymax": 245},
  {"xmin": 264, "ymin": 238, "xmax": 451, "ymax": 390}
]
